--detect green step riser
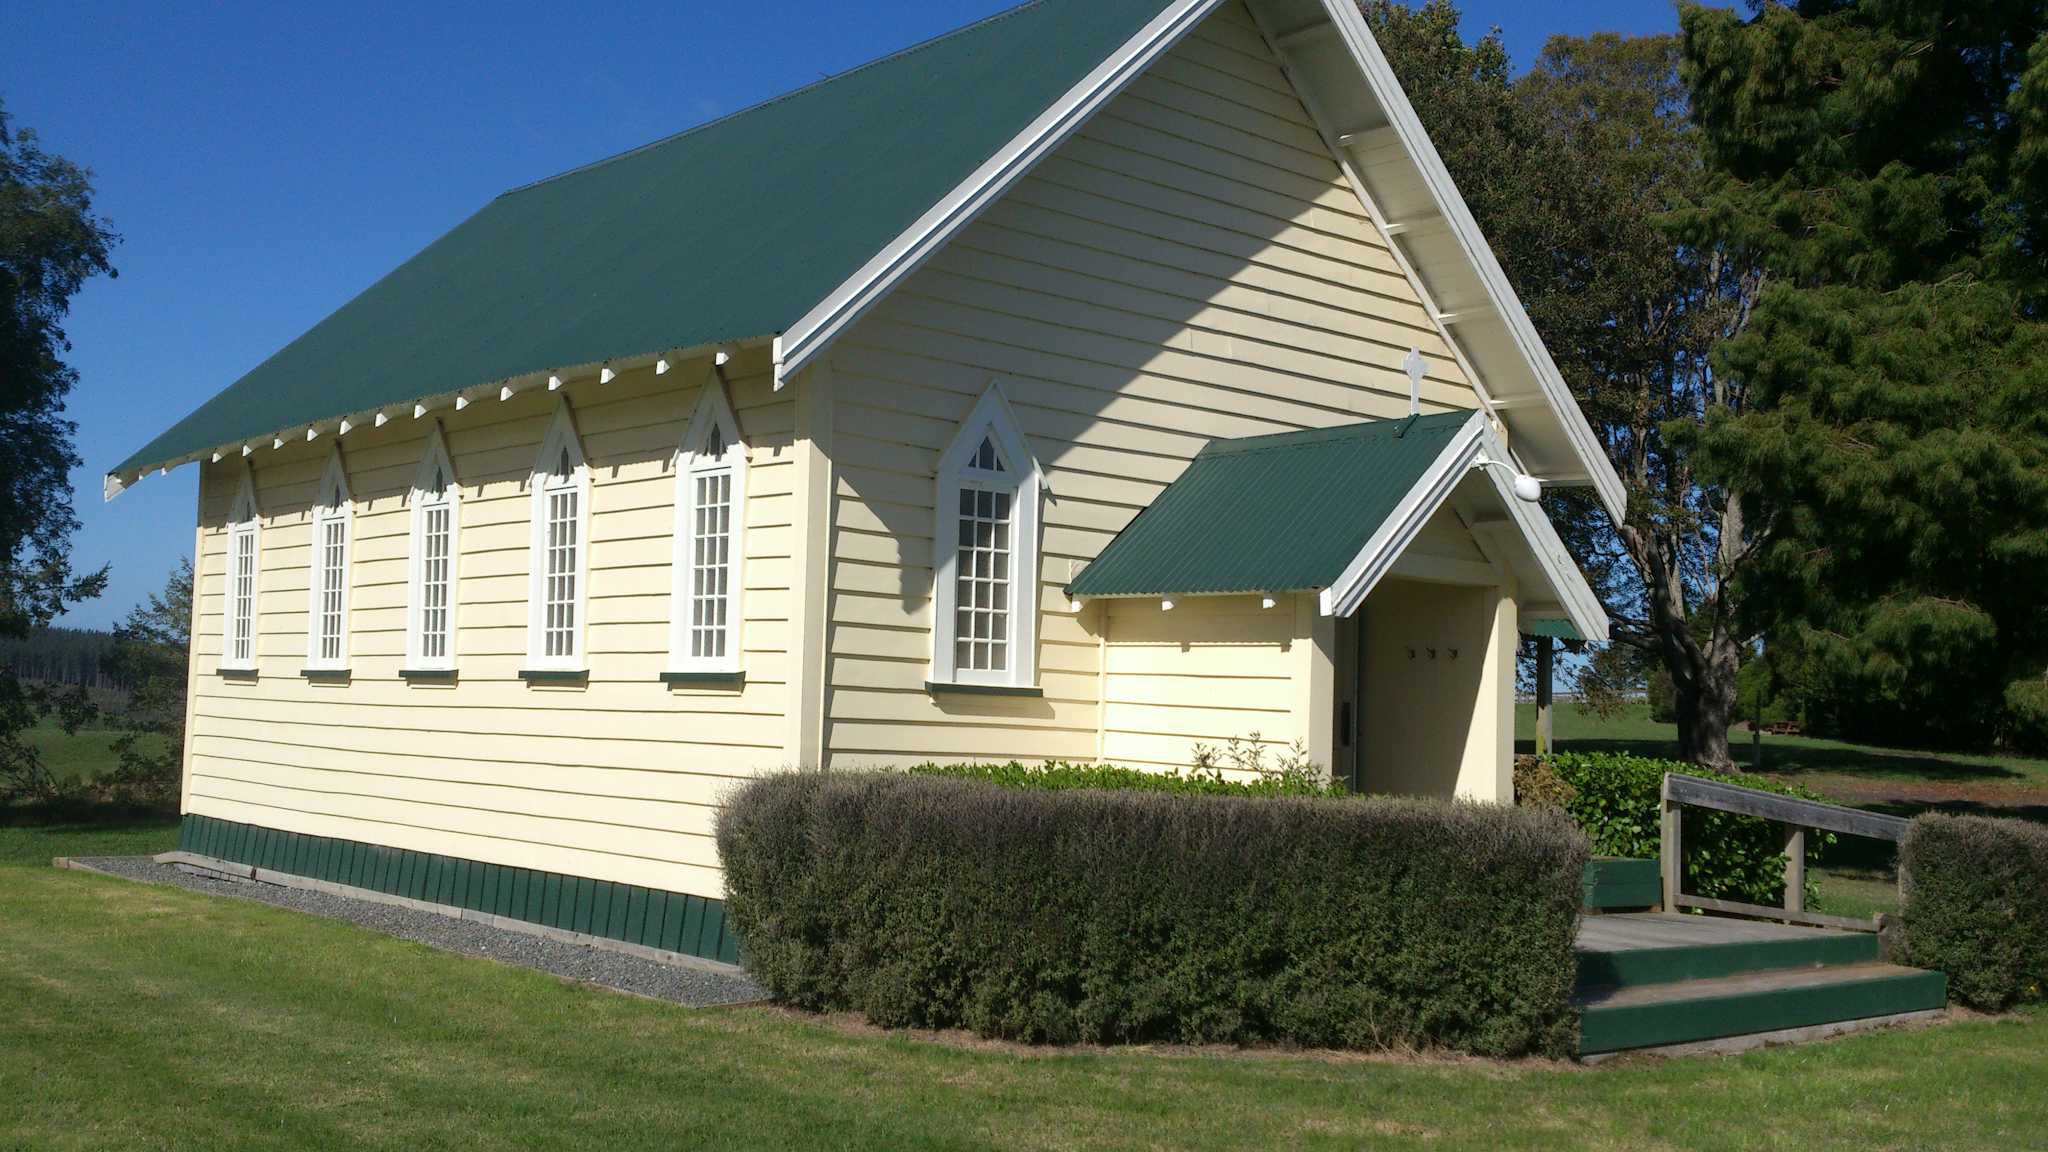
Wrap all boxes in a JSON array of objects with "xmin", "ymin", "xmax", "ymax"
[
  {"xmin": 1577, "ymin": 971, "xmax": 1948, "ymax": 1055},
  {"xmin": 1582, "ymin": 858, "xmax": 1661, "ymax": 910},
  {"xmin": 1576, "ymin": 934, "xmax": 1881, "ymax": 993},
  {"xmin": 176, "ymin": 813, "xmax": 740, "ymax": 965}
]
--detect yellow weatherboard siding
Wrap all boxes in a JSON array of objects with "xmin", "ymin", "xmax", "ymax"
[
  {"xmin": 820, "ymin": 1, "xmax": 1489, "ymax": 770},
  {"xmin": 1099, "ymin": 594, "xmax": 1315, "ymax": 774},
  {"xmin": 184, "ymin": 349, "xmax": 791, "ymax": 899}
]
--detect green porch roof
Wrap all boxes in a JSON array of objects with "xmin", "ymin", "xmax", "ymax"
[
  {"xmin": 114, "ymin": 0, "xmax": 1177, "ymax": 478},
  {"xmin": 1066, "ymin": 411, "xmax": 1476, "ymax": 599}
]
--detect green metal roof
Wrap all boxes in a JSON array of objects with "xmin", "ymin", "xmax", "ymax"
[
  {"xmin": 115, "ymin": 0, "xmax": 1177, "ymax": 478},
  {"xmin": 1067, "ymin": 411, "xmax": 1477, "ymax": 599},
  {"xmin": 1522, "ymin": 618, "xmax": 1583, "ymax": 641}
]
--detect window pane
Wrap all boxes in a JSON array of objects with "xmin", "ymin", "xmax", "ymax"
[
  {"xmin": 544, "ymin": 489, "xmax": 578, "ymax": 659},
  {"xmin": 231, "ymin": 527, "xmax": 255, "ymax": 664},
  {"xmin": 419, "ymin": 501, "xmax": 451, "ymax": 661},
  {"xmin": 685, "ymin": 465, "xmax": 734, "ymax": 663},
  {"xmin": 952, "ymin": 478, "xmax": 1014, "ymax": 675}
]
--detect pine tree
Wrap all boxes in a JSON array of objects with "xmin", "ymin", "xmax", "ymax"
[{"xmin": 1677, "ymin": 0, "xmax": 2048, "ymax": 748}]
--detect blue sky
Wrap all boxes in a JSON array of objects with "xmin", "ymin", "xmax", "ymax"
[{"xmin": 5, "ymin": 0, "xmax": 1677, "ymax": 628}]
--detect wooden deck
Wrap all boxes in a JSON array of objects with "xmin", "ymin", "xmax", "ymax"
[{"xmin": 1578, "ymin": 912, "xmax": 1851, "ymax": 954}]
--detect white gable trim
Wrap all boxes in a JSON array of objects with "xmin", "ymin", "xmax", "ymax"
[
  {"xmin": 1299, "ymin": 0, "xmax": 1626, "ymax": 519},
  {"xmin": 772, "ymin": 0, "xmax": 1225, "ymax": 388},
  {"xmin": 1318, "ymin": 413, "xmax": 1606, "ymax": 642},
  {"xmin": 771, "ymin": 0, "xmax": 1620, "ymax": 522}
]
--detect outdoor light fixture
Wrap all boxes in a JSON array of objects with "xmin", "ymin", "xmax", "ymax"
[{"xmin": 1471, "ymin": 453, "xmax": 1543, "ymax": 503}]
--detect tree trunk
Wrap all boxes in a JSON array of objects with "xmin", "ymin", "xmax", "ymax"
[
  {"xmin": 1622, "ymin": 500, "xmax": 1747, "ymax": 771},
  {"xmin": 1669, "ymin": 628, "xmax": 1741, "ymax": 769}
]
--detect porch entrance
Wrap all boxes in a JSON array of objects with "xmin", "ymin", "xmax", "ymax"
[{"xmin": 1330, "ymin": 576, "xmax": 1517, "ymax": 801}]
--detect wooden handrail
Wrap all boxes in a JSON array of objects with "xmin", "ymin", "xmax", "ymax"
[
  {"xmin": 1659, "ymin": 772, "xmax": 1906, "ymax": 933},
  {"xmin": 1663, "ymin": 773, "xmax": 1909, "ymax": 842}
]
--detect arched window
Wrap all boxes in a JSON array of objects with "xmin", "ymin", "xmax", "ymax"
[
  {"xmin": 223, "ymin": 465, "xmax": 262, "ymax": 672},
  {"xmin": 305, "ymin": 447, "xmax": 353, "ymax": 672},
  {"xmin": 406, "ymin": 424, "xmax": 460, "ymax": 671},
  {"xmin": 669, "ymin": 380, "xmax": 747, "ymax": 674},
  {"xmin": 526, "ymin": 400, "xmax": 590, "ymax": 671},
  {"xmin": 931, "ymin": 384, "xmax": 1042, "ymax": 688}
]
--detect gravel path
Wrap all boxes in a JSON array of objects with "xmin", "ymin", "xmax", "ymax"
[{"xmin": 68, "ymin": 855, "xmax": 766, "ymax": 1008}]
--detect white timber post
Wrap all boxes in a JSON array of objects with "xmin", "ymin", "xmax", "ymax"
[{"xmin": 785, "ymin": 359, "xmax": 835, "ymax": 769}]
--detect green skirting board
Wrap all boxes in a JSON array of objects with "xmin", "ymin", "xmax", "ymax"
[{"xmin": 176, "ymin": 813, "xmax": 740, "ymax": 965}]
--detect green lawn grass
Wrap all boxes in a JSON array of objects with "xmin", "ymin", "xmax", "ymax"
[
  {"xmin": 2, "ymin": 824, "xmax": 2044, "ymax": 1151},
  {"xmin": 1511, "ymin": 701, "xmax": 2048, "ymax": 918},
  {"xmin": 1516, "ymin": 701, "xmax": 2048, "ymax": 790},
  {"xmin": 20, "ymin": 715, "xmax": 125, "ymax": 784}
]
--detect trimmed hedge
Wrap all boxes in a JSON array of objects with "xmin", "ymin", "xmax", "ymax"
[
  {"xmin": 909, "ymin": 759, "xmax": 1346, "ymax": 798},
  {"xmin": 716, "ymin": 771, "xmax": 1588, "ymax": 1056},
  {"xmin": 1549, "ymin": 752, "xmax": 1834, "ymax": 907},
  {"xmin": 1901, "ymin": 813, "xmax": 2048, "ymax": 1009}
]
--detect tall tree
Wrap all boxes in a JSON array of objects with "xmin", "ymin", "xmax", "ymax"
[
  {"xmin": 102, "ymin": 560, "xmax": 191, "ymax": 808},
  {"xmin": 1367, "ymin": 3, "xmax": 1764, "ymax": 765},
  {"xmin": 1677, "ymin": 0, "xmax": 2048, "ymax": 750},
  {"xmin": 0, "ymin": 98, "xmax": 117, "ymax": 799}
]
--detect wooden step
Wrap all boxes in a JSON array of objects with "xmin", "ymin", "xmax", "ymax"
[
  {"xmin": 1576, "ymin": 962, "xmax": 1947, "ymax": 1056},
  {"xmin": 1576, "ymin": 913, "xmax": 1880, "ymax": 993}
]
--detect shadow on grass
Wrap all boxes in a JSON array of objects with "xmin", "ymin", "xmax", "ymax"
[{"xmin": 1, "ymin": 798, "xmax": 179, "ymax": 831}]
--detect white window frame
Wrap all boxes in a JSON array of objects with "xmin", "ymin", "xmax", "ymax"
[
  {"xmin": 222, "ymin": 464, "xmax": 262, "ymax": 672},
  {"xmin": 405, "ymin": 423, "xmax": 461, "ymax": 671},
  {"xmin": 304, "ymin": 447, "xmax": 353, "ymax": 672},
  {"xmin": 525, "ymin": 399, "xmax": 591, "ymax": 672},
  {"xmin": 668, "ymin": 377, "xmax": 747, "ymax": 675},
  {"xmin": 931, "ymin": 383, "xmax": 1042, "ymax": 689}
]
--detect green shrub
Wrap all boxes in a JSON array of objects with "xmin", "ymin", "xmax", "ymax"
[
  {"xmin": 1548, "ymin": 752, "xmax": 1833, "ymax": 906},
  {"xmin": 1900, "ymin": 813, "xmax": 2048, "ymax": 1009},
  {"xmin": 2000, "ymin": 678, "xmax": 2048, "ymax": 756},
  {"xmin": 910, "ymin": 759, "xmax": 1346, "ymax": 798},
  {"xmin": 1513, "ymin": 754, "xmax": 1576, "ymax": 811},
  {"xmin": 717, "ymin": 771, "xmax": 1588, "ymax": 1057}
]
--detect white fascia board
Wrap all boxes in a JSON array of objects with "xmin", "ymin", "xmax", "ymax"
[
  {"xmin": 1314, "ymin": 0, "xmax": 1627, "ymax": 522},
  {"xmin": 771, "ymin": 0, "xmax": 1225, "ymax": 389},
  {"xmin": 1316, "ymin": 413, "xmax": 1608, "ymax": 642},
  {"xmin": 1470, "ymin": 426, "xmax": 1611, "ymax": 643},
  {"xmin": 1319, "ymin": 412, "xmax": 1488, "ymax": 619}
]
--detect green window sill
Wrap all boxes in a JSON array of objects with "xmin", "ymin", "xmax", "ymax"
[
  {"xmin": 519, "ymin": 669, "xmax": 589, "ymax": 684},
  {"xmin": 660, "ymin": 671, "xmax": 745, "ymax": 687},
  {"xmin": 301, "ymin": 668, "xmax": 351, "ymax": 681},
  {"xmin": 925, "ymin": 680, "xmax": 1043, "ymax": 698},
  {"xmin": 219, "ymin": 667, "xmax": 259, "ymax": 681},
  {"xmin": 401, "ymin": 668, "xmax": 458, "ymax": 682}
]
